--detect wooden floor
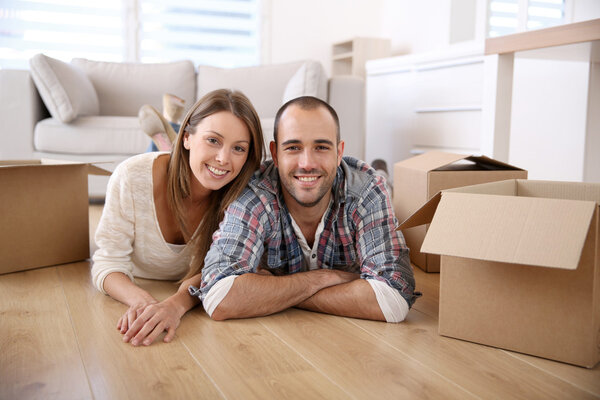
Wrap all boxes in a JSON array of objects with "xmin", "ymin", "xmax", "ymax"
[{"xmin": 1, "ymin": 204, "xmax": 599, "ymax": 399}]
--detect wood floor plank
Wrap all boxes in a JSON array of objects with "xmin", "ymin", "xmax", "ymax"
[
  {"xmin": 179, "ymin": 310, "xmax": 350, "ymax": 399},
  {"xmin": 411, "ymin": 267, "xmax": 440, "ymax": 318},
  {"xmin": 350, "ymin": 309, "xmax": 599, "ymax": 399},
  {"xmin": 57, "ymin": 262, "xmax": 223, "ymax": 400},
  {"xmin": 239, "ymin": 370, "xmax": 350, "ymax": 399},
  {"xmin": 259, "ymin": 309, "xmax": 477, "ymax": 399},
  {"xmin": 0, "ymin": 267, "xmax": 92, "ymax": 400},
  {"xmin": 503, "ymin": 351, "xmax": 600, "ymax": 396}
]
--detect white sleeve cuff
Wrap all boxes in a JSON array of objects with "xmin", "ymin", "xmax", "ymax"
[
  {"xmin": 203, "ymin": 275, "xmax": 238, "ymax": 317},
  {"xmin": 367, "ymin": 279, "xmax": 409, "ymax": 323}
]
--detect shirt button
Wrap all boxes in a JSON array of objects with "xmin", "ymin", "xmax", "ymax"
[{"xmin": 311, "ymin": 254, "xmax": 316, "ymax": 259}]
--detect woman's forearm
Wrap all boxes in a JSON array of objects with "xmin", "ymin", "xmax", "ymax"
[{"xmin": 103, "ymin": 272, "xmax": 156, "ymax": 306}]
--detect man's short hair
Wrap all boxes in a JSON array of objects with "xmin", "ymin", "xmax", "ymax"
[{"xmin": 273, "ymin": 96, "xmax": 340, "ymax": 144}]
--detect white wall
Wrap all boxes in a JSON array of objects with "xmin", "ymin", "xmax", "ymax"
[
  {"xmin": 261, "ymin": 0, "xmax": 385, "ymax": 75},
  {"xmin": 379, "ymin": 0, "xmax": 452, "ymax": 55},
  {"xmin": 263, "ymin": 0, "xmax": 600, "ymax": 69}
]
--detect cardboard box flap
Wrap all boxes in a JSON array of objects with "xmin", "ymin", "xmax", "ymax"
[
  {"xmin": 40, "ymin": 159, "xmax": 112, "ymax": 176},
  {"xmin": 87, "ymin": 164, "xmax": 112, "ymax": 176},
  {"xmin": 396, "ymin": 151, "xmax": 469, "ymax": 172},
  {"xmin": 0, "ymin": 160, "xmax": 43, "ymax": 167},
  {"xmin": 464, "ymin": 155, "xmax": 523, "ymax": 171},
  {"xmin": 0, "ymin": 159, "xmax": 111, "ymax": 176},
  {"xmin": 398, "ymin": 192, "xmax": 441, "ymax": 230},
  {"xmin": 421, "ymin": 192, "xmax": 596, "ymax": 270}
]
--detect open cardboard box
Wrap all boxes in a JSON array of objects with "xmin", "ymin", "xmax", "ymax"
[
  {"xmin": 0, "ymin": 159, "xmax": 110, "ymax": 274},
  {"xmin": 393, "ymin": 151, "xmax": 527, "ymax": 272},
  {"xmin": 400, "ymin": 179, "xmax": 600, "ymax": 368}
]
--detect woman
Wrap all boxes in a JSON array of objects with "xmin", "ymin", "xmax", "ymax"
[{"xmin": 91, "ymin": 89, "xmax": 264, "ymax": 346}]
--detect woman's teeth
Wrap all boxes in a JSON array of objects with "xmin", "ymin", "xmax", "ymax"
[{"xmin": 207, "ymin": 165, "xmax": 227, "ymax": 176}]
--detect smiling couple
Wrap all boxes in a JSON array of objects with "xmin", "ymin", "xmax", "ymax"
[{"xmin": 92, "ymin": 91, "xmax": 417, "ymax": 347}]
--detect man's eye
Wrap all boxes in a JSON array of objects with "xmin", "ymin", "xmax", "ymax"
[
  {"xmin": 285, "ymin": 146, "xmax": 300, "ymax": 151},
  {"xmin": 316, "ymin": 146, "xmax": 330, "ymax": 151}
]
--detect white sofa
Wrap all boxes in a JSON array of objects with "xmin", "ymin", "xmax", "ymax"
[{"xmin": 0, "ymin": 55, "xmax": 365, "ymax": 199}]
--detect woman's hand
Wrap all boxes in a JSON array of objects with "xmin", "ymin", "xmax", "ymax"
[
  {"xmin": 121, "ymin": 298, "xmax": 186, "ymax": 346},
  {"xmin": 117, "ymin": 299, "xmax": 157, "ymax": 336}
]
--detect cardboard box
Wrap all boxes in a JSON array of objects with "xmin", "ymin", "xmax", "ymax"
[
  {"xmin": 394, "ymin": 151, "xmax": 527, "ymax": 272},
  {"xmin": 401, "ymin": 179, "xmax": 600, "ymax": 368},
  {"xmin": 0, "ymin": 160, "xmax": 110, "ymax": 274}
]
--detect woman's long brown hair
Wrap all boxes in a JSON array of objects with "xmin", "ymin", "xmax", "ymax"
[{"xmin": 166, "ymin": 89, "xmax": 264, "ymax": 280}]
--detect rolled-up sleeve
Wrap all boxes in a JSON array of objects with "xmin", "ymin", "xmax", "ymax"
[{"xmin": 353, "ymin": 176, "xmax": 416, "ymax": 308}]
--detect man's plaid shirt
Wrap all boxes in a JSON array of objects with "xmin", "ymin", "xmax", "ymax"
[{"xmin": 200, "ymin": 156, "xmax": 417, "ymax": 307}]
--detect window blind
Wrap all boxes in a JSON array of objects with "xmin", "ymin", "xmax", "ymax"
[
  {"xmin": 0, "ymin": 0, "xmax": 261, "ymax": 69},
  {"xmin": 488, "ymin": 0, "xmax": 565, "ymax": 37},
  {"xmin": 0, "ymin": 0, "xmax": 125, "ymax": 69},
  {"xmin": 139, "ymin": 0, "xmax": 260, "ymax": 67}
]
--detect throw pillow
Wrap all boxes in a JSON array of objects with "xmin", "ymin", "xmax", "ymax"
[
  {"xmin": 282, "ymin": 61, "xmax": 328, "ymax": 104},
  {"xmin": 71, "ymin": 58, "xmax": 195, "ymax": 116},
  {"xmin": 29, "ymin": 54, "xmax": 100, "ymax": 123}
]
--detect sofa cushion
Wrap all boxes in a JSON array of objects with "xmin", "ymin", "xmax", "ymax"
[
  {"xmin": 71, "ymin": 59, "xmax": 196, "ymax": 116},
  {"xmin": 34, "ymin": 116, "xmax": 150, "ymax": 155},
  {"xmin": 261, "ymin": 117, "xmax": 275, "ymax": 148},
  {"xmin": 282, "ymin": 61, "xmax": 328, "ymax": 103},
  {"xmin": 29, "ymin": 54, "xmax": 100, "ymax": 123},
  {"xmin": 197, "ymin": 61, "xmax": 306, "ymax": 119}
]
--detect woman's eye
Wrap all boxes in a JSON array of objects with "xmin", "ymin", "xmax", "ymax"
[
  {"xmin": 207, "ymin": 138, "xmax": 219, "ymax": 145},
  {"xmin": 234, "ymin": 146, "xmax": 247, "ymax": 153}
]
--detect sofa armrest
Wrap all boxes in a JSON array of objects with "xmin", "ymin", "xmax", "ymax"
[
  {"xmin": 0, "ymin": 70, "xmax": 48, "ymax": 159},
  {"xmin": 328, "ymin": 75, "xmax": 365, "ymax": 161}
]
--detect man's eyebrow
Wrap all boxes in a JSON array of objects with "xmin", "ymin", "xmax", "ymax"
[
  {"xmin": 281, "ymin": 139, "xmax": 335, "ymax": 146},
  {"xmin": 281, "ymin": 139, "xmax": 302, "ymax": 146},
  {"xmin": 315, "ymin": 139, "xmax": 334, "ymax": 146}
]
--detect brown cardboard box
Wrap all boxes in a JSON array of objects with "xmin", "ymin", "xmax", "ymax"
[
  {"xmin": 393, "ymin": 151, "xmax": 527, "ymax": 272},
  {"xmin": 0, "ymin": 160, "xmax": 110, "ymax": 274},
  {"xmin": 402, "ymin": 179, "xmax": 600, "ymax": 368}
]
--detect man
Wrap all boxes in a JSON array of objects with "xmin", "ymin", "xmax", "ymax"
[{"xmin": 190, "ymin": 96, "xmax": 417, "ymax": 322}]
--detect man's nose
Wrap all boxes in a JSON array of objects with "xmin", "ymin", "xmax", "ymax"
[{"xmin": 298, "ymin": 149, "xmax": 317, "ymax": 170}]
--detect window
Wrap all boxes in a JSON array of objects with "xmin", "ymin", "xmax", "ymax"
[
  {"xmin": 488, "ymin": 0, "xmax": 565, "ymax": 37},
  {"xmin": 0, "ymin": 0, "xmax": 260, "ymax": 69},
  {"xmin": 139, "ymin": 0, "xmax": 260, "ymax": 67},
  {"xmin": 0, "ymin": 0, "xmax": 125, "ymax": 69}
]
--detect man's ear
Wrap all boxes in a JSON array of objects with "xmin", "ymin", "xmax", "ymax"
[
  {"xmin": 269, "ymin": 141, "xmax": 278, "ymax": 167},
  {"xmin": 337, "ymin": 140, "xmax": 345, "ymax": 165}
]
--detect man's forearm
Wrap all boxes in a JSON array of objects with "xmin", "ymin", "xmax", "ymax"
[
  {"xmin": 296, "ymin": 279, "xmax": 386, "ymax": 321},
  {"xmin": 210, "ymin": 269, "xmax": 355, "ymax": 320}
]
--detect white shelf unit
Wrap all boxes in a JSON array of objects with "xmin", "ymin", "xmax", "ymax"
[{"xmin": 332, "ymin": 37, "xmax": 391, "ymax": 77}]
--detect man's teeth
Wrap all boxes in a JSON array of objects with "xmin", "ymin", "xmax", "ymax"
[
  {"xmin": 298, "ymin": 176, "xmax": 317, "ymax": 182},
  {"xmin": 207, "ymin": 165, "xmax": 227, "ymax": 176}
]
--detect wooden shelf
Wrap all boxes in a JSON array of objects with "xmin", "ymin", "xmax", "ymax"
[
  {"xmin": 485, "ymin": 18, "xmax": 600, "ymax": 55},
  {"xmin": 332, "ymin": 37, "xmax": 391, "ymax": 77}
]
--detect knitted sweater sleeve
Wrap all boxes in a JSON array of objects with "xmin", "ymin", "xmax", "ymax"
[{"xmin": 91, "ymin": 161, "xmax": 137, "ymax": 294}]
